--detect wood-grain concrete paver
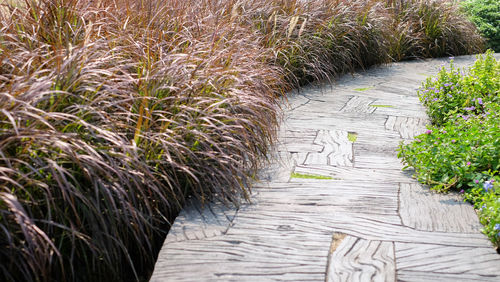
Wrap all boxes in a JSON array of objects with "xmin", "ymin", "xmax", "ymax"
[{"xmin": 150, "ymin": 55, "xmax": 500, "ymax": 282}]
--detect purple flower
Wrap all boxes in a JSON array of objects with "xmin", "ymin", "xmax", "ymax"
[
  {"xmin": 434, "ymin": 89, "xmax": 440, "ymax": 94},
  {"xmin": 449, "ymin": 56, "xmax": 455, "ymax": 60},
  {"xmin": 464, "ymin": 106, "xmax": 475, "ymax": 111},
  {"xmin": 442, "ymin": 130, "xmax": 447, "ymax": 134},
  {"xmin": 447, "ymin": 94, "xmax": 453, "ymax": 98},
  {"xmin": 480, "ymin": 204, "xmax": 486, "ymax": 211},
  {"xmin": 451, "ymin": 139, "xmax": 456, "ymax": 143},
  {"xmin": 425, "ymin": 130, "xmax": 432, "ymax": 135},
  {"xmin": 462, "ymin": 115, "xmax": 469, "ymax": 121},
  {"xmin": 477, "ymin": 98, "xmax": 482, "ymax": 104},
  {"xmin": 484, "ymin": 181, "xmax": 493, "ymax": 192},
  {"xmin": 467, "ymin": 161, "xmax": 471, "ymax": 166},
  {"xmin": 460, "ymin": 189, "xmax": 464, "ymax": 193},
  {"xmin": 474, "ymin": 179, "xmax": 479, "ymax": 184},
  {"xmin": 444, "ymin": 83, "xmax": 450, "ymax": 87},
  {"xmin": 433, "ymin": 98, "xmax": 439, "ymax": 101},
  {"xmin": 495, "ymin": 224, "xmax": 500, "ymax": 231}
]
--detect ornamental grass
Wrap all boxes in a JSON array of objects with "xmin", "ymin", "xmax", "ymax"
[{"xmin": 0, "ymin": 0, "xmax": 485, "ymax": 281}]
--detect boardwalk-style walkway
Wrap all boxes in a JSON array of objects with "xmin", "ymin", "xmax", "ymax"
[{"xmin": 150, "ymin": 55, "xmax": 500, "ymax": 281}]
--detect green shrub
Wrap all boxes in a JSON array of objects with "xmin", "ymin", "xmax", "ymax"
[
  {"xmin": 417, "ymin": 50, "xmax": 499, "ymax": 125},
  {"xmin": 461, "ymin": 0, "xmax": 500, "ymax": 51},
  {"xmin": 464, "ymin": 174, "xmax": 500, "ymax": 247},
  {"xmin": 399, "ymin": 53, "xmax": 500, "ymax": 248},
  {"xmin": 398, "ymin": 103, "xmax": 499, "ymax": 191}
]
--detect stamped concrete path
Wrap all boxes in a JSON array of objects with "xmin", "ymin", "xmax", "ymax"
[{"xmin": 150, "ymin": 55, "xmax": 500, "ymax": 281}]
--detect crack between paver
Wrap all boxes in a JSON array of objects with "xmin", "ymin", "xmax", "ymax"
[
  {"xmin": 338, "ymin": 96, "xmax": 352, "ymax": 112},
  {"xmin": 331, "ymin": 228, "xmax": 488, "ymax": 248},
  {"xmin": 397, "ymin": 183, "xmax": 404, "ymax": 226},
  {"xmin": 222, "ymin": 208, "xmax": 239, "ymax": 235},
  {"xmin": 289, "ymin": 93, "xmax": 326, "ymax": 111}
]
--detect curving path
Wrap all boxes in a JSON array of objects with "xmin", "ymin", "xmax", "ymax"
[{"xmin": 150, "ymin": 55, "xmax": 500, "ymax": 282}]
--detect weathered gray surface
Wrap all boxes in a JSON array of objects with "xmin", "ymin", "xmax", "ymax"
[
  {"xmin": 150, "ymin": 55, "xmax": 500, "ymax": 282},
  {"xmin": 326, "ymin": 233, "xmax": 395, "ymax": 282},
  {"xmin": 399, "ymin": 183, "xmax": 482, "ymax": 233}
]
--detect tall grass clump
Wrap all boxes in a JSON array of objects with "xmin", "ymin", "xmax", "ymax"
[
  {"xmin": 0, "ymin": 0, "xmax": 282, "ymax": 281},
  {"xmin": 0, "ymin": 0, "xmax": 486, "ymax": 281},
  {"xmin": 241, "ymin": 0, "xmax": 393, "ymax": 85},
  {"xmin": 386, "ymin": 0, "xmax": 485, "ymax": 60}
]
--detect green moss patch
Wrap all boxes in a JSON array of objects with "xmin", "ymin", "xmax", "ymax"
[
  {"xmin": 353, "ymin": 86, "xmax": 374, "ymax": 91},
  {"xmin": 347, "ymin": 132, "xmax": 358, "ymax": 142},
  {"xmin": 290, "ymin": 172, "xmax": 333, "ymax": 180},
  {"xmin": 370, "ymin": 104, "xmax": 395, "ymax": 108}
]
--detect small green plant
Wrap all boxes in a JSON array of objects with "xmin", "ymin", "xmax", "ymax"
[
  {"xmin": 290, "ymin": 172, "xmax": 333, "ymax": 180},
  {"xmin": 348, "ymin": 132, "xmax": 358, "ymax": 142},
  {"xmin": 370, "ymin": 104, "xmax": 394, "ymax": 108},
  {"xmin": 354, "ymin": 86, "xmax": 374, "ymax": 91}
]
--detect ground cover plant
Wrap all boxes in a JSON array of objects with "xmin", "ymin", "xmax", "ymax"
[
  {"xmin": 461, "ymin": 0, "xmax": 500, "ymax": 52},
  {"xmin": 398, "ymin": 51, "xmax": 500, "ymax": 249},
  {"xmin": 0, "ymin": 0, "xmax": 486, "ymax": 281}
]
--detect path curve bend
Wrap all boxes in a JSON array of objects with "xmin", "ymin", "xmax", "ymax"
[{"xmin": 151, "ymin": 55, "xmax": 500, "ymax": 282}]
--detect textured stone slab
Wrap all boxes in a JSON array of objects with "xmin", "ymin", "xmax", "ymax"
[
  {"xmin": 397, "ymin": 271, "xmax": 500, "ymax": 282},
  {"xmin": 279, "ymin": 129, "xmax": 353, "ymax": 167},
  {"xmin": 374, "ymin": 84, "xmax": 419, "ymax": 96},
  {"xmin": 278, "ymin": 129, "xmax": 323, "ymax": 153},
  {"xmin": 354, "ymin": 153, "xmax": 404, "ymax": 170},
  {"xmin": 151, "ymin": 233, "xmax": 330, "ymax": 282},
  {"xmin": 395, "ymin": 243, "xmax": 500, "ymax": 277},
  {"xmin": 225, "ymin": 209, "xmax": 491, "ymax": 248},
  {"xmin": 354, "ymin": 130, "xmax": 401, "ymax": 154},
  {"xmin": 372, "ymin": 103, "xmax": 428, "ymax": 119},
  {"xmin": 340, "ymin": 96, "xmax": 376, "ymax": 113},
  {"xmin": 399, "ymin": 183, "xmax": 482, "ymax": 232},
  {"xmin": 285, "ymin": 112, "xmax": 388, "ymax": 133},
  {"xmin": 385, "ymin": 116, "xmax": 428, "ymax": 139},
  {"xmin": 163, "ymin": 199, "xmax": 237, "ymax": 243},
  {"xmin": 304, "ymin": 130, "xmax": 353, "ymax": 166},
  {"xmin": 251, "ymin": 181, "xmax": 399, "ymax": 217},
  {"xmin": 327, "ymin": 233, "xmax": 395, "ymax": 282}
]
